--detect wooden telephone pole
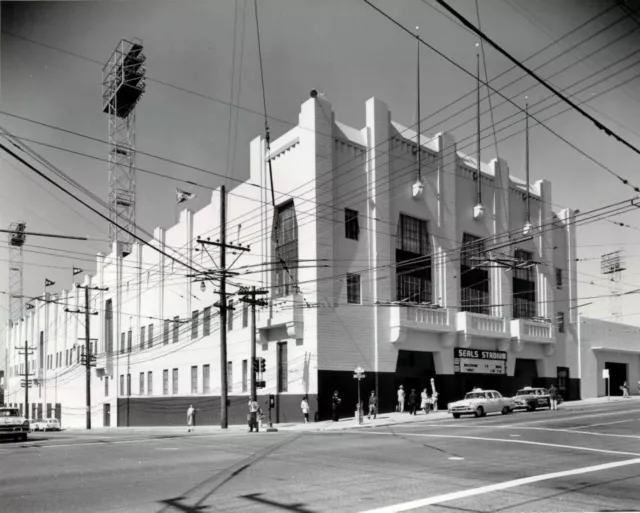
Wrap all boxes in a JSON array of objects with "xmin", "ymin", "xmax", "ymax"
[
  {"xmin": 17, "ymin": 339, "xmax": 35, "ymax": 419},
  {"xmin": 195, "ymin": 185, "xmax": 250, "ymax": 429},
  {"xmin": 240, "ymin": 286, "xmax": 268, "ymax": 399},
  {"xmin": 66, "ymin": 284, "xmax": 108, "ymax": 429}
]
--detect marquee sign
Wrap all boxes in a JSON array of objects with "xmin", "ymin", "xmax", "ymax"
[{"xmin": 454, "ymin": 348, "xmax": 507, "ymax": 375}]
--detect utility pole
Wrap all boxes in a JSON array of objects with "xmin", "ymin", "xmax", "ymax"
[
  {"xmin": 17, "ymin": 339, "xmax": 35, "ymax": 419},
  {"xmin": 195, "ymin": 185, "xmax": 249, "ymax": 429},
  {"xmin": 240, "ymin": 286, "xmax": 268, "ymax": 399},
  {"xmin": 66, "ymin": 284, "xmax": 109, "ymax": 429}
]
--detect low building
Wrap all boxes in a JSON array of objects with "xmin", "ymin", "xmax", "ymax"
[
  {"xmin": 576, "ymin": 316, "xmax": 640, "ymax": 398},
  {"xmin": 4, "ymin": 94, "xmax": 587, "ymax": 427}
]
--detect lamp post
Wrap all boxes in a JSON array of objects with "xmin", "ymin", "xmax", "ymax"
[{"xmin": 354, "ymin": 366, "xmax": 365, "ymax": 425}]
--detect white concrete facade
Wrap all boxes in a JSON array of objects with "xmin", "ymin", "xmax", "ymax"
[{"xmin": 3, "ymin": 95, "xmax": 590, "ymax": 426}]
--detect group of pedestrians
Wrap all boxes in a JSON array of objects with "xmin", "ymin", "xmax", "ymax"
[{"xmin": 397, "ymin": 385, "xmax": 438, "ymax": 415}]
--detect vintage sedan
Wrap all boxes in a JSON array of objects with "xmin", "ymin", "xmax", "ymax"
[
  {"xmin": 513, "ymin": 387, "xmax": 554, "ymax": 411},
  {"xmin": 448, "ymin": 389, "xmax": 515, "ymax": 418},
  {"xmin": 0, "ymin": 407, "xmax": 29, "ymax": 441}
]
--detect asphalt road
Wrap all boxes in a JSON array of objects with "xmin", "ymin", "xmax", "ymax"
[{"xmin": 1, "ymin": 400, "xmax": 639, "ymax": 512}]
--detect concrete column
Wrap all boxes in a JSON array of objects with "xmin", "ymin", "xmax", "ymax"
[
  {"xmin": 153, "ymin": 228, "xmax": 166, "ymax": 324},
  {"xmin": 535, "ymin": 180, "xmax": 554, "ymax": 320},
  {"xmin": 433, "ymin": 132, "xmax": 459, "ymax": 310},
  {"xmin": 559, "ymin": 208, "xmax": 578, "ymax": 323},
  {"xmin": 490, "ymin": 158, "xmax": 512, "ymax": 318}
]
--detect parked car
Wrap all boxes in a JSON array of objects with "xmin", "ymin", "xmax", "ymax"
[
  {"xmin": 513, "ymin": 387, "xmax": 556, "ymax": 411},
  {"xmin": 31, "ymin": 418, "xmax": 61, "ymax": 431},
  {"xmin": 447, "ymin": 389, "xmax": 515, "ymax": 418},
  {"xmin": 0, "ymin": 407, "xmax": 29, "ymax": 441}
]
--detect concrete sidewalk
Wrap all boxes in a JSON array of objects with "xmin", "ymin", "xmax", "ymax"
[{"xmin": 62, "ymin": 396, "xmax": 636, "ymax": 437}]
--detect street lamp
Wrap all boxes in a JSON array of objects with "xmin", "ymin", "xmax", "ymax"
[{"xmin": 353, "ymin": 366, "xmax": 365, "ymax": 425}]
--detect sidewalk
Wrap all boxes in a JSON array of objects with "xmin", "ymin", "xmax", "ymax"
[{"xmin": 62, "ymin": 396, "xmax": 636, "ymax": 436}]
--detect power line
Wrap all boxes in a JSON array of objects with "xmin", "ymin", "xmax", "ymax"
[{"xmin": 435, "ymin": 0, "xmax": 640, "ymax": 167}]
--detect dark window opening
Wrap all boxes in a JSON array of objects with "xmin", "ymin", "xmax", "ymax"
[
  {"xmin": 556, "ymin": 268, "xmax": 563, "ymax": 289},
  {"xmin": 105, "ymin": 299, "xmax": 113, "ymax": 355},
  {"xmin": 347, "ymin": 273, "xmax": 361, "ymax": 304},
  {"xmin": 396, "ymin": 214, "xmax": 432, "ymax": 303},
  {"xmin": 273, "ymin": 201, "xmax": 298, "ymax": 298},
  {"xmin": 277, "ymin": 342, "xmax": 288, "ymax": 393},
  {"xmin": 345, "ymin": 208, "xmax": 359, "ymax": 240},
  {"xmin": 460, "ymin": 233, "xmax": 490, "ymax": 315},
  {"xmin": 557, "ymin": 311, "xmax": 565, "ymax": 333},
  {"xmin": 513, "ymin": 249, "xmax": 536, "ymax": 319}
]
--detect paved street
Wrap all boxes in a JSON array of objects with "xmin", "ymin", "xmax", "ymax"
[{"xmin": 1, "ymin": 400, "xmax": 639, "ymax": 512}]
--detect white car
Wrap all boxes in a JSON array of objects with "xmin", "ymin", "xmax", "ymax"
[
  {"xmin": 32, "ymin": 418, "xmax": 61, "ymax": 431},
  {"xmin": 447, "ymin": 389, "xmax": 515, "ymax": 418},
  {"xmin": 0, "ymin": 407, "xmax": 29, "ymax": 441}
]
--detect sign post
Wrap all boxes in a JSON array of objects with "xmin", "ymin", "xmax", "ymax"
[
  {"xmin": 354, "ymin": 366, "xmax": 365, "ymax": 425},
  {"xmin": 603, "ymin": 368, "xmax": 610, "ymax": 402}
]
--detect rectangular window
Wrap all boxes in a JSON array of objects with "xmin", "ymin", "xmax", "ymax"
[
  {"xmin": 242, "ymin": 302, "xmax": 249, "ymax": 328},
  {"xmin": 557, "ymin": 312, "xmax": 565, "ymax": 333},
  {"xmin": 105, "ymin": 377, "xmax": 109, "ymax": 397},
  {"xmin": 127, "ymin": 330, "xmax": 132, "ymax": 353},
  {"xmin": 139, "ymin": 372, "xmax": 145, "ymax": 396},
  {"xmin": 147, "ymin": 371, "xmax": 153, "ymax": 396},
  {"xmin": 273, "ymin": 201, "xmax": 298, "ymax": 298},
  {"xmin": 66, "ymin": 349, "xmax": 69, "ymax": 366},
  {"xmin": 203, "ymin": 364, "xmax": 210, "ymax": 394},
  {"xmin": 127, "ymin": 373, "xmax": 131, "ymax": 396},
  {"xmin": 242, "ymin": 359, "xmax": 248, "ymax": 393},
  {"xmin": 347, "ymin": 273, "xmax": 361, "ymax": 304},
  {"xmin": 173, "ymin": 316, "xmax": 179, "ymax": 343},
  {"xmin": 120, "ymin": 374, "xmax": 124, "ymax": 396},
  {"xmin": 39, "ymin": 331, "xmax": 44, "ymax": 370},
  {"xmin": 277, "ymin": 342, "xmax": 288, "ymax": 393},
  {"xmin": 148, "ymin": 324, "xmax": 154, "ymax": 349},
  {"xmin": 163, "ymin": 369, "xmax": 169, "ymax": 395},
  {"xmin": 120, "ymin": 333, "xmax": 125, "ymax": 354},
  {"xmin": 556, "ymin": 268, "xmax": 563, "ymax": 289},
  {"xmin": 227, "ymin": 361, "xmax": 233, "ymax": 393},
  {"xmin": 192, "ymin": 310, "xmax": 199, "ymax": 340},
  {"xmin": 396, "ymin": 214, "xmax": 432, "ymax": 303},
  {"xmin": 172, "ymin": 368, "xmax": 178, "ymax": 395},
  {"xmin": 228, "ymin": 301, "xmax": 234, "ymax": 331},
  {"xmin": 203, "ymin": 307, "xmax": 211, "ymax": 336},
  {"xmin": 140, "ymin": 326, "xmax": 146, "ymax": 351},
  {"xmin": 345, "ymin": 208, "xmax": 359, "ymax": 240},
  {"xmin": 513, "ymin": 249, "xmax": 536, "ymax": 319},
  {"xmin": 164, "ymin": 320, "xmax": 170, "ymax": 345},
  {"xmin": 191, "ymin": 366, "xmax": 198, "ymax": 394},
  {"xmin": 105, "ymin": 298, "xmax": 113, "ymax": 355},
  {"xmin": 460, "ymin": 233, "xmax": 490, "ymax": 315}
]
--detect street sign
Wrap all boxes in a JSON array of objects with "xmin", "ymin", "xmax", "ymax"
[
  {"xmin": 256, "ymin": 380, "xmax": 266, "ymax": 389},
  {"xmin": 603, "ymin": 369, "xmax": 610, "ymax": 379}
]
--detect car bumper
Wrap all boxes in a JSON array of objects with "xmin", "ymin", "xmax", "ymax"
[
  {"xmin": 0, "ymin": 426, "xmax": 29, "ymax": 435},
  {"xmin": 448, "ymin": 408, "xmax": 475, "ymax": 415}
]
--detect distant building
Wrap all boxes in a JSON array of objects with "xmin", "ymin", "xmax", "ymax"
[{"xmin": 4, "ymin": 94, "xmax": 625, "ymax": 427}]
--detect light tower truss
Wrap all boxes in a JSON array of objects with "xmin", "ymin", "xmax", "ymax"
[
  {"xmin": 102, "ymin": 38, "xmax": 146, "ymax": 258},
  {"xmin": 7, "ymin": 221, "xmax": 26, "ymax": 324}
]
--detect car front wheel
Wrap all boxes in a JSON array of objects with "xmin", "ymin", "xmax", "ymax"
[
  {"xmin": 453, "ymin": 413, "xmax": 461, "ymax": 419},
  {"xmin": 475, "ymin": 406, "xmax": 484, "ymax": 418},
  {"xmin": 501, "ymin": 406, "xmax": 511, "ymax": 415}
]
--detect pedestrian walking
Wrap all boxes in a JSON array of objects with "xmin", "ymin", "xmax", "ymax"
[
  {"xmin": 368, "ymin": 391, "xmax": 378, "ymax": 420},
  {"xmin": 397, "ymin": 385, "xmax": 405, "ymax": 413},
  {"xmin": 421, "ymin": 388, "xmax": 429, "ymax": 415},
  {"xmin": 408, "ymin": 389, "xmax": 418, "ymax": 415},
  {"xmin": 549, "ymin": 384, "xmax": 559, "ymax": 410},
  {"xmin": 301, "ymin": 396, "xmax": 310, "ymax": 423},
  {"xmin": 187, "ymin": 404, "xmax": 196, "ymax": 432},
  {"xmin": 622, "ymin": 381, "xmax": 630, "ymax": 398},
  {"xmin": 332, "ymin": 390, "xmax": 341, "ymax": 422},
  {"xmin": 248, "ymin": 396, "xmax": 260, "ymax": 432}
]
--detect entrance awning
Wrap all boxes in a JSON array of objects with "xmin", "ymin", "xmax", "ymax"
[{"xmin": 591, "ymin": 347, "xmax": 640, "ymax": 355}]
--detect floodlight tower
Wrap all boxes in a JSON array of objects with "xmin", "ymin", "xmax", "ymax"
[
  {"xmin": 7, "ymin": 221, "xmax": 26, "ymax": 324},
  {"xmin": 601, "ymin": 250, "xmax": 625, "ymax": 321},
  {"xmin": 102, "ymin": 38, "xmax": 146, "ymax": 258}
]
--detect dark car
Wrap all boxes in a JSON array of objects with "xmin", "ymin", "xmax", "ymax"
[{"xmin": 513, "ymin": 387, "xmax": 552, "ymax": 411}]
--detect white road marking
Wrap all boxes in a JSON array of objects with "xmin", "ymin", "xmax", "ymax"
[
  {"xmin": 360, "ymin": 430, "xmax": 640, "ymax": 457},
  {"xmin": 448, "ymin": 457, "xmax": 464, "ymax": 460},
  {"xmin": 509, "ymin": 434, "xmax": 520, "ymax": 437},
  {"xmin": 507, "ymin": 409, "xmax": 640, "ymax": 426},
  {"xmin": 358, "ymin": 457, "xmax": 640, "ymax": 513},
  {"xmin": 573, "ymin": 418, "xmax": 639, "ymax": 429},
  {"xmin": 417, "ymin": 423, "xmax": 640, "ymax": 440}
]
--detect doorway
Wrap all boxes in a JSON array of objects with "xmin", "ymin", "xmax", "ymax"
[
  {"xmin": 103, "ymin": 403, "xmax": 111, "ymax": 427},
  {"xmin": 605, "ymin": 362, "xmax": 627, "ymax": 396}
]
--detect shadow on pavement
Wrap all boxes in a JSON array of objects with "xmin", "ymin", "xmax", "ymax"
[{"xmin": 241, "ymin": 492, "xmax": 317, "ymax": 512}]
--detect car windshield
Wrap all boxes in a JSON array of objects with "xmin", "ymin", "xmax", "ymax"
[
  {"xmin": 465, "ymin": 392, "xmax": 487, "ymax": 399},
  {"xmin": 0, "ymin": 409, "xmax": 19, "ymax": 417}
]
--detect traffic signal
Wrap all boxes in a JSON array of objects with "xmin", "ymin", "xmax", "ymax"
[
  {"xmin": 269, "ymin": 394, "xmax": 275, "ymax": 408},
  {"xmin": 253, "ymin": 357, "xmax": 260, "ymax": 373},
  {"xmin": 260, "ymin": 358, "xmax": 266, "ymax": 373}
]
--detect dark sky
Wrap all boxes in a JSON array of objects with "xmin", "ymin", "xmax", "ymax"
[{"xmin": 2, "ymin": 0, "xmax": 640, "ymax": 352}]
